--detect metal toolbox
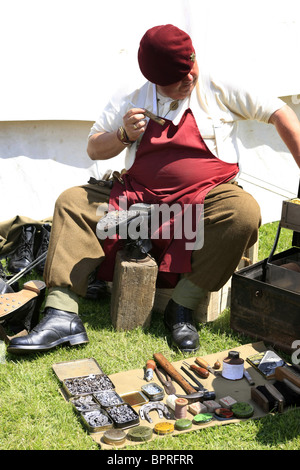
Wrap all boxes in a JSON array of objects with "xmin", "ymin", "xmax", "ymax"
[
  {"xmin": 93, "ymin": 390, "xmax": 124, "ymax": 408},
  {"xmin": 230, "ymin": 251, "xmax": 300, "ymax": 354},
  {"xmin": 264, "ymin": 247, "xmax": 300, "ymax": 293},
  {"xmin": 62, "ymin": 373, "xmax": 115, "ymax": 398},
  {"xmin": 106, "ymin": 403, "xmax": 140, "ymax": 429},
  {"xmin": 52, "ymin": 358, "xmax": 141, "ymax": 435},
  {"xmin": 80, "ymin": 408, "xmax": 114, "ymax": 433},
  {"xmin": 52, "ymin": 358, "xmax": 115, "ymax": 398},
  {"xmin": 230, "ymin": 193, "xmax": 300, "ymax": 354}
]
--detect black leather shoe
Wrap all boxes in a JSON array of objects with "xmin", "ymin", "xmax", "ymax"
[
  {"xmin": 164, "ymin": 299, "xmax": 200, "ymax": 353},
  {"xmin": 8, "ymin": 225, "xmax": 36, "ymax": 273},
  {"xmin": 7, "ymin": 307, "xmax": 89, "ymax": 354},
  {"xmin": 35, "ymin": 224, "xmax": 51, "ymax": 274}
]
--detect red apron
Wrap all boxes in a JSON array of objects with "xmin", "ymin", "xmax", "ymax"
[{"xmin": 97, "ymin": 108, "xmax": 239, "ymax": 287}]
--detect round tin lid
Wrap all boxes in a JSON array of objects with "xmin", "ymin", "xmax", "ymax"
[
  {"xmin": 231, "ymin": 402, "xmax": 254, "ymax": 418},
  {"xmin": 192, "ymin": 413, "xmax": 214, "ymax": 424},
  {"xmin": 154, "ymin": 422, "xmax": 174, "ymax": 435},
  {"xmin": 127, "ymin": 425, "xmax": 153, "ymax": 442},
  {"xmin": 175, "ymin": 419, "xmax": 192, "ymax": 431},
  {"xmin": 214, "ymin": 408, "xmax": 234, "ymax": 420},
  {"xmin": 103, "ymin": 429, "xmax": 127, "ymax": 445}
]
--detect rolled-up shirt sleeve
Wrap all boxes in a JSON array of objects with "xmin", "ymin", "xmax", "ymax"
[{"xmin": 210, "ymin": 76, "xmax": 286, "ymax": 123}]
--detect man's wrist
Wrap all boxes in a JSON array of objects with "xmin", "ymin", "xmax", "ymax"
[{"xmin": 117, "ymin": 126, "xmax": 135, "ymax": 146}]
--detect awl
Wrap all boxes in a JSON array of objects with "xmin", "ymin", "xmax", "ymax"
[
  {"xmin": 195, "ymin": 357, "xmax": 218, "ymax": 377},
  {"xmin": 180, "ymin": 366, "xmax": 206, "ymax": 391}
]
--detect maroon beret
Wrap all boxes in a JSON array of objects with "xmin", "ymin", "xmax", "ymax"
[{"xmin": 138, "ymin": 24, "xmax": 196, "ymax": 86}]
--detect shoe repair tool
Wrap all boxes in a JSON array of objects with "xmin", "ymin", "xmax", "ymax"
[
  {"xmin": 139, "ymin": 402, "xmax": 172, "ymax": 423},
  {"xmin": 154, "ymin": 367, "xmax": 176, "ymax": 395},
  {"xmin": 195, "ymin": 357, "xmax": 218, "ymax": 377},
  {"xmin": 182, "ymin": 361, "xmax": 209, "ymax": 379},
  {"xmin": 243, "ymin": 369, "xmax": 255, "ymax": 385},
  {"xmin": 282, "ymin": 377, "xmax": 300, "ymax": 395},
  {"xmin": 180, "ymin": 366, "xmax": 206, "ymax": 391},
  {"xmin": 96, "ymin": 203, "xmax": 153, "ymax": 259},
  {"xmin": 265, "ymin": 383, "xmax": 285, "ymax": 413},
  {"xmin": 175, "ymin": 390, "xmax": 216, "ymax": 401},
  {"xmin": 275, "ymin": 366, "xmax": 300, "ymax": 388},
  {"xmin": 213, "ymin": 360, "xmax": 221, "ymax": 370},
  {"xmin": 129, "ymin": 102, "xmax": 166, "ymax": 126},
  {"xmin": 153, "ymin": 352, "xmax": 197, "ymax": 394},
  {"xmin": 145, "ymin": 359, "xmax": 156, "ymax": 381}
]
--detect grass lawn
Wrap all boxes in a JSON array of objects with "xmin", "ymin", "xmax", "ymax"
[{"xmin": 0, "ymin": 221, "xmax": 299, "ymax": 451}]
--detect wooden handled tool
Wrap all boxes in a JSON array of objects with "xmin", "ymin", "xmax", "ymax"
[
  {"xmin": 153, "ymin": 353, "xmax": 197, "ymax": 394},
  {"xmin": 195, "ymin": 357, "xmax": 217, "ymax": 376},
  {"xmin": 275, "ymin": 366, "xmax": 300, "ymax": 388},
  {"xmin": 145, "ymin": 360, "xmax": 156, "ymax": 381},
  {"xmin": 183, "ymin": 361, "xmax": 209, "ymax": 379}
]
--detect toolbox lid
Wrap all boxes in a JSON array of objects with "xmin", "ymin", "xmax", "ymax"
[{"xmin": 52, "ymin": 358, "xmax": 104, "ymax": 382}]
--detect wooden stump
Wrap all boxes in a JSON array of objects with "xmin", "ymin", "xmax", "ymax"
[{"xmin": 110, "ymin": 250, "xmax": 158, "ymax": 330}]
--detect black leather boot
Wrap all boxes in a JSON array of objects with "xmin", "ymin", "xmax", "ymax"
[
  {"xmin": 8, "ymin": 225, "xmax": 36, "ymax": 273},
  {"xmin": 7, "ymin": 307, "xmax": 89, "ymax": 354},
  {"xmin": 35, "ymin": 224, "xmax": 51, "ymax": 274},
  {"xmin": 164, "ymin": 299, "xmax": 200, "ymax": 352}
]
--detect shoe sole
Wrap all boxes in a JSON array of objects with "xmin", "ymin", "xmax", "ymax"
[
  {"xmin": 0, "ymin": 280, "xmax": 44, "ymax": 322},
  {"xmin": 6, "ymin": 332, "xmax": 89, "ymax": 354}
]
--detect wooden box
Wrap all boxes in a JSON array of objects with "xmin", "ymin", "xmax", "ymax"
[{"xmin": 230, "ymin": 248, "xmax": 300, "ymax": 354}]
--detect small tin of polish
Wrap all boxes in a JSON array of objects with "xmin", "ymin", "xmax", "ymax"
[
  {"xmin": 141, "ymin": 383, "xmax": 164, "ymax": 401},
  {"xmin": 103, "ymin": 429, "xmax": 127, "ymax": 446}
]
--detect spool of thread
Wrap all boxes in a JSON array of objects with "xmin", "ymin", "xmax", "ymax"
[
  {"xmin": 222, "ymin": 351, "xmax": 244, "ymax": 380},
  {"xmin": 174, "ymin": 398, "xmax": 188, "ymax": 419}
]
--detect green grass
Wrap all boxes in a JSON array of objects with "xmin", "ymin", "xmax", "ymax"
[{"xmin": 0, "ymin": 221, "xmax": 299, "ymax": 451}]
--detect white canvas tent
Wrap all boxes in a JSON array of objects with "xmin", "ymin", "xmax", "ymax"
[{"xmin": 0, "ymin": 0, "xmax": 300, "ymax": 223}]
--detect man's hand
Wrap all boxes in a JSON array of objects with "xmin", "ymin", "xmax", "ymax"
[
  {"xmin": 123, "ymin": 107, "xmax": 147, "ymax": 142},
  {"xmin": 87, "ymin": 107, "xmax": 147, "ymax": 161}
]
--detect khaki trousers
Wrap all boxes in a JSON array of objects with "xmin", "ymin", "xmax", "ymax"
[{"xmin": 44, "ymin": 182, "xmax": 261, "ymax": 307}]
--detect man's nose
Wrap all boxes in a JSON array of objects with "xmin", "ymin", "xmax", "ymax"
[{"xmin": 183, "ymin": 72, "xmax": 194, "ymax": 83}]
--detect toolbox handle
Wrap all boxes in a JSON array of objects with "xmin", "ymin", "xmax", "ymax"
[{"xmin": 262, "ymin": 222, "xmax": 282, "ymax": 282}]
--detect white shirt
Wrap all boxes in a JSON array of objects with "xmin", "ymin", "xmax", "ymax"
[{"xmin": 89, "ymin": 70, "xmax": 285, "ymax": 170}]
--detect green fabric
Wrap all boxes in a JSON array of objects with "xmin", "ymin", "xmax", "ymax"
[
  {"xmin": 0, "ymin": 215, "xmax": 52, "ymax": 256},
  {"xmin": 171, "ymin": 277, "xmax": 207, "ymax": 310},
  {"xmin": 44, "ymin": 287, "xmax": 79, "ymax": 314}
]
